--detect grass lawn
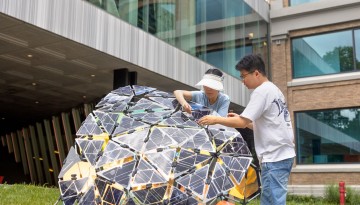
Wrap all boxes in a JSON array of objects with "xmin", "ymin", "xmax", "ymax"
[
  {"xmin": 0, "ymin": 184, "xmax": 342, "ymax": 205},
  {"xmin": 0, "ymin": 184, "xmax": 59, "ymax": 205}
]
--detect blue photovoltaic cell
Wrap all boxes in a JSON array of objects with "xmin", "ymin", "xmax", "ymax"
[
  {"xmin": 132, "ymin": 159, "xmax": 167, "ymax": 186},
  {"xmin": 159, "ymin": 111, "xmax": 199, "ymax": 128},
  {"xmin": 78, "ymin": 186, "xmax": 96, "ymax": 205},
  {"xmin": 112, "ymin": 116, "xmax": 149, "ymax": 136},
  {"xmin": 174, "ymin": 149, "xmax": 211, "ymax": 177},
  {"xmin": 95, "ymin": 141, "xmax": 134, "ymax": 168},
  {"xmin": 112, "ymin": 128, "xmax": 149, "ymax": 152},
  {"xmin": 145, "ymin": 91, "xmax": 174, "ymax": 98},
  {"xmin": 128, "ymin": 98, "xmax": 167, "ymax": 111},
  {"xmin": 76, "ymin": 139, "xmax": 104, "ymax": 166},
  {"xmin": 145, "ymin": 149, "xmax": 176, "ymax": 179},
  {"xmin": 220, "ymin": 134, "xmax": 252, "ymax": 156},
  {"xmin": 93, "ymin": 111, "xmax": 119, "ymax": 135},
  {"xmin": 132, "ymin": 85, "xmax": 157, "ymax": 95},
  {"xmin": 149, "ymin": 97, "xmax": 179, "ymax": 110},
  {"xmin": 132, "ymin": 185, "xmax": 167, "ymax": 204},
  {"xmin": 76, "ymin": 114, "xmax": 103, "ymax": 136},
  {"xmin": 98, "ymin": 160, "xmax": 136, "ymax": 188},
  {"xmin": 129, "ymin": 110, "xmax": 172, "ymax": 125},
  {"xmin": 112, "ymin": 85, "xmax": 133, "ymax": 96},
  {"xmin": 176, "ymin": 165, "xmax": 209, "ymax": 199},
  {"xmin": 219, "ymin": 155, "xmax": 252, "ymax": 184}
]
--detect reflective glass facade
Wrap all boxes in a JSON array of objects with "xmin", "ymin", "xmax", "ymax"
[
  {"xmin": 355, "ymin": 29, "xmax": 360, "ymax": 69},
  {"xmin": 289, "ymin": 0, "xmax": 320, "ymax": 6},
  {"xmin": 86, "ymin": 0, "xmax": 269, "ymax": 79},
  {"xmin": 292, "ymin": 29, "xmax": 360, "ymax": 78},
  {"xmin": 295, "ymin": 108, "xmax": 360, "ymax": 164}
]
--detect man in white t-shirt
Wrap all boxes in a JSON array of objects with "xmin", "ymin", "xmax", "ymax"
[{"xmin": 198, "ymin": 54, "xmax": 295, "ymax": 205}]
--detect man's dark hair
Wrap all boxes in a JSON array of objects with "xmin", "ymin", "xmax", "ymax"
[
  {"xmin": 236, "ymin": 54, "xmax": 266, "ymax": 76},
  {"xmin": 205, "ymin": 68, "xmax": 223, "ymax": 77}
]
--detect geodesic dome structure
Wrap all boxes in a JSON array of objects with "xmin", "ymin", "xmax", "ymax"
[{"xmin": 57, "ymin": 85, "xmax": 261, "ymax": 205}]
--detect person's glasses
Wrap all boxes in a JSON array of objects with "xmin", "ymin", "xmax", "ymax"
[{"xmin": 240, "ymin": 71, "xmax": 254, "ymax": 80}]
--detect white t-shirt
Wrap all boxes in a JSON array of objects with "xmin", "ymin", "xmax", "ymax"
[{"xmin": 241, "ymin": 81, "xmax": 296, "ymax": 163}]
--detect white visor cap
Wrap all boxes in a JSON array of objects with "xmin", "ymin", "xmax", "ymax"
[{"xmin": 195, "ymin": 74, "xmax": 224, "ymax": 91}]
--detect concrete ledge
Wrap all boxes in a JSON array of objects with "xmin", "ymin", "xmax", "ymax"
[
  {"xmin": 287, "ymin": 72, "xmax": 360, "ymax": 87},
  {"xmin": 288, "ymin": 185, "xmax": 360, "ymax": 197},
  {"xmin": 292, "ymin": 164, "xmax": 360, "ymax": 173}
]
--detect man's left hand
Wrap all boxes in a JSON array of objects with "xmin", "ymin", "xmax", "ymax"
[{"xmin": 198, "ymin": 115, "xmax": 218, "ymax": 126}]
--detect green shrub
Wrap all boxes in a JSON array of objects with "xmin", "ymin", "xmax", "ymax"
[
  {"xmin": 287, "ymin": 194, "xmax": 323, "ymax": 203},
  {"xmin": 346, "ymin": 186, "xmax": 360, "ymax": 205},
  {"xmin": 324, "ymin": 184, "xmax": 339, "ymax": 203},
  {"xmin": 324, "ymin": 184, "xmax": 360, "ymax": 205}
]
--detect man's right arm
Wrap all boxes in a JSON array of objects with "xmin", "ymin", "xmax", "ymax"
[{"xmin": 198, "ymin": 114, "xmax": 252, "ymax": 128}]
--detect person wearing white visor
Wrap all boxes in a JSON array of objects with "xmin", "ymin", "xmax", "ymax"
[{"xmin": 173, "ymin": 68, "xmax": 230, "ymax": 117}]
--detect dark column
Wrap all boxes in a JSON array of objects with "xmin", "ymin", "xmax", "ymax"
[
  {"xmin": 113, "ymin": 68, "xmax": 129, "ymax": 89},
  {"xmin": 113, "ymin": 68, "xmax": 138, "ymax": 89},
  {"xmin": 129, "ymin": 71, "xmax": 137, "ymax": 86}
]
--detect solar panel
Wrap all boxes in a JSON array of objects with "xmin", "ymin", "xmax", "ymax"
[
  {"xmin": 112, "ymin": 128, "xmax": 149, "ymax": 153},
  {"xmin": 132, "ymin": 185, "xmax": 167, "ymax": 204},
  {"xmin": 129, "ymin": 110, "xmax": 173, "ymax": 125},
  {"xmin": 132, "ymin": 85, "xmax": 157, "ymax": 96},
  {"xmin": 128, "ymin": 98, "xmax": 168, "ymax": 112},
  {"xmin": 97, "ymin": 160, "xmax": 136, "ymax": 189},
  {"xmin": 174, "ymin": 148, "xmax": 211, "ymax": 178},
  {"xmin": 220, "ymin": 134, "xmax": 252, "ymax": 157},
  {"xmin": 57, "ymin": 85, "xmax": 260, "ymax": 205},
  {"xmin": 112, "ymin": 115, "xmax": 149, "ymax": 136},
  {"xmin": 132, "ymin": 158, "xmax": 167, "ymax": 187},
  {"xmin": 76, "ymin": 114, "xmax": 103, "ymax": 136},
  {"xmin": 144, "ymin": 149, "xmax": 177, "ymax": 180},
  {"xmin": 145, "ymin": 90, "xmax": 174, "ymax": 98},
  {"xmin": 159, "ymin": 111, "xmax": 199, "ymax": 128},
  {"xmin": 169, "ymin": 187, "xmax": 198, "ymax": 205},
  {"xmin": 112, "ymin": 85, "xmax": 133, "ymax": 96},
  {"xmin": 176, "ymin": 164, "xmax": 209, "ymax": 200},
  {"xmin": 148, "ymin": 97, "xmax": 179, "ymax": 110},
  {"xmin": 78, "ymin": 185, "xmax": 96, "ymax": 205},
  {"xmin": 96, "ymin": 93, "xmax": 133, "ymax": 108},
  {"xmin": 93, "ymin": 111, "xmax": 119, "ymax": 135},
  {"xmin": 76, "ymin": 138, "xmax": 104, "ymax": 166},
  {"xmin": 95, "ymin": 141, "xmax": 135, "ymax": 168}
]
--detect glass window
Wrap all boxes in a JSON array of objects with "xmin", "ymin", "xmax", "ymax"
[
  {"xmin": 292, "ymin": 30, "xmax": 355, "ymax": 78},
  {"xmin": 197, "ymin": 45, "xmax": 252, "ymax": 77},
  {"xmin": 295, "ymin": 108, "xmax": 360, "ymax": 164},
  {"xmin": 289, "ymin": 0, "xmax": 320, "ymax": 6},
  {"xmin": 195, "ymin": 0, "xmax": 252, "ymax": 24},
  {"xmin": 85, "ymin": 0, "xmax": 269, "ymax": 80},
  {"xmin": 355, "ymin": 29, "xmax": 360, "ymax": 70}
]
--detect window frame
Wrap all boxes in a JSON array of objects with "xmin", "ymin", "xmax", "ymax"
[
  {"xmin": 294, "ymin": 106, "xmax": 360, "ymax": 165},
  {"xmin": 291, "ymin": 28, "xmax": 360, "ymax": 79}
]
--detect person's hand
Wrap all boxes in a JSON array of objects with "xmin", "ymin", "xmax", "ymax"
[
  {"xmin": 198, "ymin": 115, "xmax": 218, "ymax": 126},
  {"xmin": 227, "ymin": 112, "xmax": 239, "ymax": 118},
  {"xmin": 182, "ymin": 103, "xmax": 192, "ymax": 114}
]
